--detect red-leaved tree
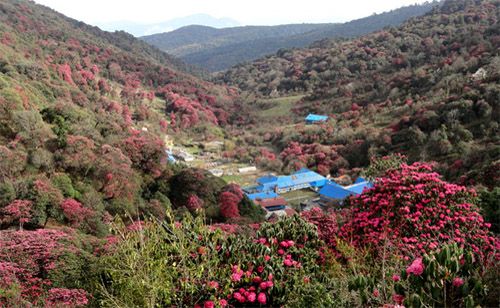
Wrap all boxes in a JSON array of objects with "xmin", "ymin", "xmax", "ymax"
[{"xmin": 2, "ymin": 200, "xmax": 32, "ymax": 230}]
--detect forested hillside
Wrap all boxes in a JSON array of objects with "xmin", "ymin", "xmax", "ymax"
[
  {"xmin": 0, "ymin": 0, "xmax": 498, "ymax": 307},
  {"xmin": 142, "ymin": 2, "xmax": 439, "ymax": 71},
  {"xmin": 218, "ymin": 0, "xmax": 499, "ymax": 187}
]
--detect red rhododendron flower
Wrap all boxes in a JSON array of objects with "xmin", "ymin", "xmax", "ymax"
[
  {"xmin": 233, "ymin": 292, "xmax": 245, "ymax": 303},
  {"xmin": 203, "ymin": 301, "xmax": 214, "ymax": 308},
  {"xmin": 452, "ymin": 277, "xmax": 464, "ymax": 287},
  {"xmin": 393, "ymin": 294, "xmax": 405, "ymax": 304},
  {"xmin": 392, "ymin": 274, "xmax": 400, "ymax": 282},
  {"xmin": 406, "ymin": 257, "xmax": 424, "ymax": 276},
  {"xmin": 257, "ymin": 292, "xmax": 267, "ymax": 305},
  {"xmin": 247, "ymin": 292, "xmax": 256, "ymax": 302}
]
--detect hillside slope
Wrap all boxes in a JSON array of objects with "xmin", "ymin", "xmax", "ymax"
[
  {"xmin": 142, "ymin": 2, "xmax": 439, "ymax": 71},
  {"xmin": 0, "ymin": 0, "xmax": 250, "ymax": 235},
  {"xmin": 218, "ymin": 0, "xmax": 499, "ymax": 187}
]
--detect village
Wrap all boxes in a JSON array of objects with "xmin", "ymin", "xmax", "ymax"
[{"xmin": 165, "ymin": 114, "xmax": 373, "ymax": 220}]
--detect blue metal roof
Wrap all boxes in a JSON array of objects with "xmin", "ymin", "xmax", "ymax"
[
  {"xmin": 257, "ymin": 175, "xmax": 278, "ymax": 184},
  {"xmin": 305, "ymin": 114, "xmax": 328, "ymax": 122},
  {"xmin": 344, "ymin": 181, "xmax": 373, "ymax": 195},
  {"xmin": 256, "ymin": 169, "xmax": 327, "ymax": 190},
  {"xmin": 354, "ymin": 177, "xmax": 367, "ymax": 184},
  {"xmin": 319, "ymin": 182, "xmax": 355, "ymax": 199},
  {"xmin": 246, "ymin": 191, "xmax": 279, "ymax": 201},
  {"xmin": 320, "ymin": 179, "xmax": 373, "ymax": 199}
]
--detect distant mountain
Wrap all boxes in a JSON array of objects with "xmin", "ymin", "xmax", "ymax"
[
  {"xmin": 142, "ymin": 2, "xmax": 440, "ymax": 72},
  {"xmin": 97, "ymin": 14, "xmax": 241, "ymax": 37}
]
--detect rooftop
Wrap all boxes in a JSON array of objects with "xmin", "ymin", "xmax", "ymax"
[
  {"xmin": 256, "ymin": 168, "xmax": 326, "ymax": 189},
  {"xmin": 319, "ymin": 178, "xmax": 373, "ymax": 200},
  {"xmin": 246, "ymin": 191, "xmax": 279, "ymax": 201},
  {"xmin": 305, "ymin": 114, "xmax": 328, "ymax": 122}
]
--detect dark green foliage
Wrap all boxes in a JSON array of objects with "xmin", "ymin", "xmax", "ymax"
[
  {"xmin": 395, "ymin": 244, "xmax": 488, "ymax": 308},
  {"xmin": 144, "ymin": 2, "xmax": 438, "ymax": 72},
  {"xmin": 237, "ymin": 196, "xmax": 266, "ymax": 223},
  {"xmin": 478, "ymin": 187, "xmax": 500, "ymax": 234},
  {"xmin": 168, "ymin": 168, "xmax": 226, "ymax": 210}
]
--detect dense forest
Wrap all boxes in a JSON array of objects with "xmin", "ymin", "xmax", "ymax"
[
  {"xmin": 0, "ymin": 0, "xmax": 498, "ymax": 307},
  {"xmin": 142, "ymin": 2, "xmax": 439, "ymax": 71}
]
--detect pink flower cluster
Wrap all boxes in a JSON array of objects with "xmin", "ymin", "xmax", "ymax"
[
  {"xmin": 406, "ymin": 257, "xmax": 425, "ymax": 276},
  {"xmin": 0, "ymin": 229, "xmax": 77, "ymax": 303},
  {"xmin": 45, "ymin": 288, "xmax": 89, "ymax": 307},
  {"xmin": 340, "ymin": 163, "xmax": 498, "ymax": 261}
]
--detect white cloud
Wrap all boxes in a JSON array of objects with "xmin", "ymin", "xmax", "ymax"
[{"xmin": 34, "ymin": 0, "xmax": 431, "ymax": 27}]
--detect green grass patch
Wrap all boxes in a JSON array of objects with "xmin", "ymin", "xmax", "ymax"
[{"xmin": 257, "ymin": 95, "xmax": 304, "ymax": 119}]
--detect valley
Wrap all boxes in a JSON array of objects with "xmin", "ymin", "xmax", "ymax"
[{"xmin": 0, "ymin": 0, "xmax": 498, "ymax": 307}]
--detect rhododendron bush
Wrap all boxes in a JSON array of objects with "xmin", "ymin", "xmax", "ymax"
[
  {"xmin": 340, "ymin": 163, "xmax": 498, "ymax": 261},
  {"xmin": 0, "ymin": 229, "xmax": 95, "ymax": 307},
  {"xmin": 98, "ymin": 213, "xmax": 337, "ymax": 307}
]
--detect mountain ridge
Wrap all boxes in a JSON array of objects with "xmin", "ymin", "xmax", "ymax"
[{"xmin": 142, "ymin": 1, "xmax": 440, "ymax": 71}]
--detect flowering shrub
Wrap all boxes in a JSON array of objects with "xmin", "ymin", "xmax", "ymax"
[
  {"xmin": 393, "ymin": 243, "xmax": 489, "ymax": 307},
  {"xmin": 218, "ymin": 191, "xmax": 240, "ymax": 219},
  {"xmin": 45, "ymin": 288, "xmax": 89, "ymax": 307},
  {"xmin": 2, "ymin": 199, "xmax": 32, "ymax": 229},
  {"xmin": 340, "ymin": 163, "xmax": 498, "ymax": 261},
  {"xmin": 99, "ymin": 212, "xmax": 336, "ymax": 307},
  {"xmin": 280, "ymin": 141, "xmax": 346, "ymax": 175},
  {"xmin": 60, "ymin": 198, "xmax": 94, "ymax": 227},
  {"xmin": 0, "ymin": 229, "xmax": 93, "ymax": 306}
]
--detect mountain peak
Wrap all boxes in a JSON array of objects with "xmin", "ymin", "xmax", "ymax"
[{"xmin": 96, "ymin": 14, "xmax": 241, "ymax": 36}]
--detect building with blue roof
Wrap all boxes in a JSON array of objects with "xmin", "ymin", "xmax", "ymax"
[
  {"xmin": 255, "ymin": 168, "xmax": 327, "ymax": 193},
  {"xmin": 246, "ymin": 191, "xmax": 279, "ymax": 201},
  {"xmin": 344, "ymin": 181, "xmax": 373, "ymax": 195},
  {"xmin": 165, "ymin": 150, "xmax": 176, "ymax": 163},
  {"xmin": 319, "ymin": 177, "xmax": 373, "ymax": 204},
  {"xmin": 305, "ymin": 114, "xmax": 329, "ymax": 124},
  {"xmin": 318, "ymin": 182, "xmax": 355, "ymax": 201}
]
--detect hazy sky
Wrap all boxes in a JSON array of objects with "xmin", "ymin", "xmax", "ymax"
[{"xmin": 34, "ymin": 0, "xmax": 430, "ymax": 26}]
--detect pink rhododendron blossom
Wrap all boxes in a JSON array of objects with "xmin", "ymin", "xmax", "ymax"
[
  {"xmin": 233, "ymin": 292, "xmax": 245, "ymax": 303},
  {"xmin": 247, "ymin": 292, "xmax": 256, "ymax": 302},
  {"xmin": 257, "ymin": 292, "xmax": 267, "ymax": 305},
  {"xmin": 203, "ymin": 301, "xmax": 214, "ymax": 308},
  {"xmin": 207, "ymin": 281, "xmax": 219, "ymax": 289},
  {"xmin": 393, "ymin": 294, "xmax": 405, "ymax": 304},
  {"xmin": 452, "ymin": 277, "xmax": 464, "ymax": 287},
  {"xmin": 406, "ymin": 257, "xmax": 425, "ymax": 276},
  {"xmin": 392, "ymin": 274, "xmax": 400, "ymax": 282}
]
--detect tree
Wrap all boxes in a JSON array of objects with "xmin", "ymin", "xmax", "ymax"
[
  {"xmin": 57, "ymin": 135, "xmax": 96, "ymax": 175},
  {"xmin": 60, "ymin": 198, "xmax": 94, "ymax": 227},
  {"xmin": 2, "ymin": 200, "xmax": 32, "ymax": 230},
  {"xmin": 219, "ymin": 191, "xmax": 240, "ymax": 219},
  {"xmin": 12, "ymin": 111, "xmax": 53, "ymax": 148},
  {"xmin": 341, "ymin": 163, "xmax": 498, "ymax": 262},
  {"xmin": 97, "ymin": 145, "xmax": 139, "ymax": 206}
]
